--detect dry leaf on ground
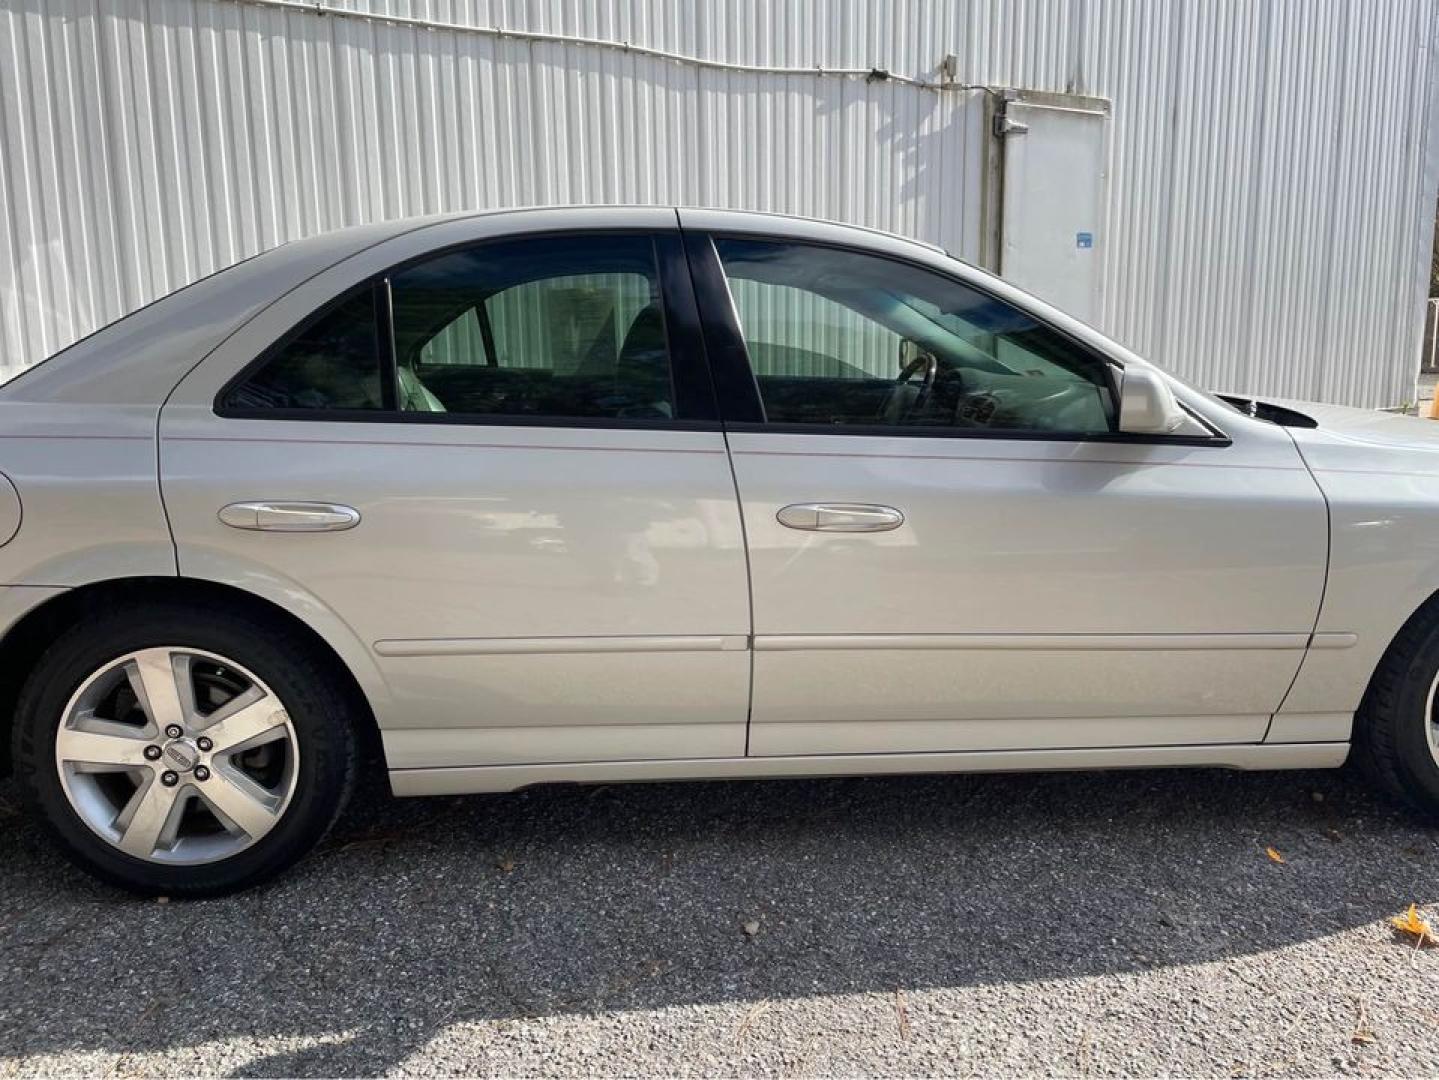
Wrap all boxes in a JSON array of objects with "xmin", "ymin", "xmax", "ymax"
[
  {"xmin": 1390, "ymin": 903, "xmax": 1439, "ymax": 947},
  {"xmin": 1265, "ymin": 846, "xmax": 1286, "ymax": 864}
]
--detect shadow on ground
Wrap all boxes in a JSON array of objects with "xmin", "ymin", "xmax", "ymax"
[{"xmin": 1, "ymin": 764, "xmax": 1435, "ymax": 1074}]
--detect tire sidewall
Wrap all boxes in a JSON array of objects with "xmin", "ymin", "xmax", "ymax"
[
  {"xmin": 12, "ymin": 606, "xmax": 354, "ymax": 896},
  {"xmin": 1386, "ymin": 619, "xmax": 1439, "ymax": 807}
]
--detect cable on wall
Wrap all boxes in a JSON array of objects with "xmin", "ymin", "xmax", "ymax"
[{"xmin": 225, "ymin": 0, "xmax": 994, "ymax": 96}]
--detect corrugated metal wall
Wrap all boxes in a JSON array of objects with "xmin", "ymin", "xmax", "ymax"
[{"xmin": 1, "ymin": 0, "xmax": 1436, "ymax": 406}]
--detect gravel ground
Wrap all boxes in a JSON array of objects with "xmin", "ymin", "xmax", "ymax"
[{"xmin": 2, "ymin": 763, "xmax": 1439, "ymax": 1077}]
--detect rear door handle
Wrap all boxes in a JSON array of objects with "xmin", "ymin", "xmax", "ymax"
[
  {"xmin": 776, "ymin": 502, "xmax": 905, "ymax": 533},
  {"xmin": 218, "ymin": 501, "xmax": 361, "ymax": 532}
]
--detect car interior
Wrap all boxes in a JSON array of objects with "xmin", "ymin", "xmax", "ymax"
[{"xmin": 402, "ymin": 296, "xmax": 675, "ymax": 421}]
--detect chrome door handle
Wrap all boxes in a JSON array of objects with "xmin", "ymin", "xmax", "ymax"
[
  {"xmin": 776, "ymin": 502, "xmax": 905, "ymax": 533},
  {"xmin": 218, "ymin": 501, "xmax": 361, "ymax": 532}
]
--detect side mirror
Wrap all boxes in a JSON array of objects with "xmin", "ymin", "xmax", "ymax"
[{"xmin": 1117, "ymin": 365, "xmax": 1193, "ymax": 435}]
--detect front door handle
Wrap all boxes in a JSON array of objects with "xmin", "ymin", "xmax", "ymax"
[
  {"xmin": 218, "ymin": 501, "xmax": 361, "ymax": 532},
  {"xmin": 776, "ymin": 502, "xmax": 905, "ymax": 533}
]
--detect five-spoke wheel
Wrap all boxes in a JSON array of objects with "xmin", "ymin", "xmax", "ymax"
[
  {"xmin": 55, "ymin": 647, "xmax": 298, "ymax": 864},
  {"xmin": 12, "ymin": 602, "xmax": 356, "ymax": 896}
]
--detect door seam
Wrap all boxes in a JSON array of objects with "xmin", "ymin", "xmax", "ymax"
[
  {"xmin": 1263, "ymin": 429, "xmax": 1333, "ymax": 741},
  {"xmin": 720, "ymin": 425, "xmax": 758, "ymax": 757},
  {"xmin": 678, "ymin": 208, "xmax": 758, "ymax": 756}
]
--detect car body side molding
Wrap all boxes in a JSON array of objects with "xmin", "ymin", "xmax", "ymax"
[{"xmin": 389, "ymin": 742, "xmax": 1351, "ymax": 796}]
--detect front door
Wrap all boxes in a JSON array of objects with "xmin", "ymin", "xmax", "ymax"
[
  {"xmin": 161, "ymin": 216, "xmax": 751, "ymax": 771},
  {"xmin": 683, "ymin": 223, "xmax": 1328, "ymax": 757}
]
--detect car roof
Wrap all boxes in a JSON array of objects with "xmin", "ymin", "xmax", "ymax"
[{"xmin": 675, "ymin": 207, "xmax": 947, "ymax": 255}]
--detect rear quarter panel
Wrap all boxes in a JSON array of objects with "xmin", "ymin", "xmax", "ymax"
[{"xmin": 0, "ymin": 402, "xmax": 174, "ymax": 586}]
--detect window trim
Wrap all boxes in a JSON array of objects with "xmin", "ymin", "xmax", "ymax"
[
  {"xmin": 214, "ymin": 229, "xmax": 721, "ymax": 429},
  {"xmin": 717, "ymin": 416, "xmax": 1228, "ymax": 447},
  {"xmin": 378, "ymin": 278, "xmax": 399, "ymax": 410},
  {"xmin": 684, "ymin": 230, "xmax": 1231, "ymax": 447}
]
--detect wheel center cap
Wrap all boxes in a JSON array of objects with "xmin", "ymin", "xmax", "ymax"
[{"xmin": 162, "ymin": 738, "xmax": 200, "ymax": 773}]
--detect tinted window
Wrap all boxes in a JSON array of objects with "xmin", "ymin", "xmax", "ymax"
[
  {"xmin": 222, "ymin": 287, "xmax": 385, "ymax": 412},
  {"xmin": 715, "ymin": 239, "xmax": 1115, "ymax": 434},
  {"xmin": 391, "ymin": 236, "xmax": 675, "ymax": 421}
]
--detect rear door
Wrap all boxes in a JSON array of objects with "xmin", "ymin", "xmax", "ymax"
[
  {"xmin": 681, "ymin": 213, "xmax": 1328, "ymax": 757},
  {"xmin": 160, "ymin": 210, "xmax": 751, "ymax": 772}
]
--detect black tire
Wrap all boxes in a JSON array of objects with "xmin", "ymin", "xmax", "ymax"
[
  {"xmin": 1354, "ymin": 603, "xmax": 1439, "ymax": 822},
  {"xmin": 10, "ymin": 602, "xmax": 357, "ymax": 896}
]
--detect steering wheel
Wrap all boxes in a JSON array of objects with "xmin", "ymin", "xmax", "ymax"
[{"xmin": 894, "ymin": 349, "xmax": 939, "ymax": 413}]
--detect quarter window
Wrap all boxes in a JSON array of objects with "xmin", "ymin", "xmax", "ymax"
[
  {"xmin": 220, "ymin": 287, "xmax": 387, "ymax": 412},
  {"xmin": 715, "ymin": 239, "xmax": 1116, "ymax": 434}
]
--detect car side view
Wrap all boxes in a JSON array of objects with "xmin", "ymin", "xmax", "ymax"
[{"xmin": 4, "ymin": 206, "xmax": 1439, "ymax": 895}]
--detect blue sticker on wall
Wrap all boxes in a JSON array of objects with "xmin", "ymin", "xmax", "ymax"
[{"xmin": 1076, "ymin": 231, "xmax": 1094, "ymax": 249}]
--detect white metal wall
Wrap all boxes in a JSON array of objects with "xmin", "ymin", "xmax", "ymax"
[{"xmin": 1, "ymin": 0, "xmax": 1437, "ymax": 407}]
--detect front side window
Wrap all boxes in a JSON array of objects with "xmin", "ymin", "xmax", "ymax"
[
  {"xmin": 715, "ymin": 238, "xmax": 1115, "ymax": 435},
  {"xmin": 222, "ymin": 234, "xmax": 678, "ymax": 423}
]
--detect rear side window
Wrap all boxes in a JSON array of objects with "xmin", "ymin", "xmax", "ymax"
[
  {"xmin": 391, "ymin": 237, "xmax": 672, "ymax": 420},
  {"xmin": 220, "ymin": 287, "xmax": 386, "ymax": 412},
  {"xmin": 221, "ymin": 234, "xmax": 677, "ymax": 424}
]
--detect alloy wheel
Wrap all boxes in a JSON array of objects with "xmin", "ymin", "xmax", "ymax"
[
  {"xmin": 1429, "ymin": 668, "xmax": 1439, "ymax": 771},
  {"xmin": 54, "ymin": 647, "xmax": 299, "ymax": 865}
]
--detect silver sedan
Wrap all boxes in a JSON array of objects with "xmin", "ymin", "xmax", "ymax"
[{"xmin": 3, "ymin": 207, "xmax": 1436, "ymax": 894}]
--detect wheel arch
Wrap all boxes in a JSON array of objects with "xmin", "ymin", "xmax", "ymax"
[
  {"xmin": 0, "ymin": 576, "xmax": 385, "ymax": 776},
  {"xmin": 1356, "ymin": 589, "xmax": 1439, "ymax": 721}
]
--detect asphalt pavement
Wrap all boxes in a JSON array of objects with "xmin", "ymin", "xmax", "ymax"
[{"xmin": 2, "ymin": 762, "xmax": 1439, "ymax": 1076}]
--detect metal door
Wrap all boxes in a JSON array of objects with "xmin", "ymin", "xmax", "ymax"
[
  {"xmin": 680, "ymin": 212, "xmax": 1329, "ymax": 759},
  {"xmin": 996, "ymin": 92, "xmax": 1110, "ymax": 325},
  {"xmin": 158, "ymin": 210, "xmax": 753, "ymax": 773}
]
